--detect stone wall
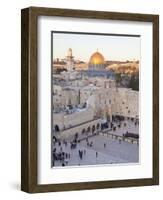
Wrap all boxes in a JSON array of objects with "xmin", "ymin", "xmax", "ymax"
[
  {"xmin": 53, "ymin": 106, "xmax": 95, "ymax": 131},
  {"xmin": 55, "ymin": 118, "xmax": 101, "ymax": 139}
]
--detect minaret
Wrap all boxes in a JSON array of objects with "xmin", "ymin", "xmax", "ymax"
[{"xmin": 66, "ymin": 48, "xmax": 74, "ymax": 71}]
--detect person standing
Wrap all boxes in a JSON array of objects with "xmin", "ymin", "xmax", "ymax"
[{"xmin": 81, "ymin": 150, "xmax": 83, "ymax": 159}]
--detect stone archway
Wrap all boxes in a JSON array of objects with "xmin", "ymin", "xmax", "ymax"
[
  {"xmin": 92, "ymin": 125, "xmax": 95, "ymax": 133},
  {"xmin": 96, "ymin": 123, "xmax": 100, "ymax": 130},
  {"xmin": 87, "ymin": 126, "xmax": 90, "ymax": 133}
]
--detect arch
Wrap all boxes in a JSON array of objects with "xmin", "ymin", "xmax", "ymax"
[
  {"xmin": 92, "ymin": 125, "xmax": 96, "ymax": 133},
  {"xmin": 96, "ymin": 123, "xmax": 100, "ymax": 130},
  {"xmin": 87, "ymin": 126, "xmax": 90, "ymax": 133}
]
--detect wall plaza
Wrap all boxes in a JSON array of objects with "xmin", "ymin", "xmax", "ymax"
[
  {"xmin": 52, "ymin": 48, "xmax": 139, "ymax": 166},
  {"xmin": 52, "ymin": 48, "xmax": 139, "ymax": 139}
]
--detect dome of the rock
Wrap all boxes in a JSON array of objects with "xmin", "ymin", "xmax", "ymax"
[
  {"xmin": 89, "ymin": 50, "xmax": 105, "ymax": 70},
  {"xmin": 89, "ymin": 51, "xmax": 105, "ymax": 65}
]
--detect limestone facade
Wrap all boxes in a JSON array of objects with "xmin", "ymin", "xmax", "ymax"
[{"xmin": 52, "ymin": 76, "xmax": 139, "ymax": 139}]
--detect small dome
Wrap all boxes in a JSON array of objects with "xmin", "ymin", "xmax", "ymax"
[{"xmin": 89, "ymin": 50, "xmax": 105, "ymax": 65}]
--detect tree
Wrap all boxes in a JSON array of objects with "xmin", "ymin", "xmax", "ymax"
[
  {"xmin": 115, "ymin": 73, "xmax": 122, "ymax": 86},
  {"xmin": 128, "ymin": 73, "xmax": 139, "ymax": 91}
]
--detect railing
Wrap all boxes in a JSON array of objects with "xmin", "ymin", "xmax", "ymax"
[
  {"xmin": 59, "ymin": 118, "xmax": 101, "ymax": 132},
  {"xmin": 100, "ymin": 130, "xmax": 139, "ymax": 145}
]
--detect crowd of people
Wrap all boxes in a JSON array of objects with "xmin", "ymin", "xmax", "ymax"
[
  {"xmin": 52, "ymin": 117, "xmax": 139, "ymax": 167},
  {"xmin": 52, "ymin": 131, "xmax": 106, "ymax": 166}
]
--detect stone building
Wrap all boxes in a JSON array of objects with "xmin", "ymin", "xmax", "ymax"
[{"xmin": 52, "ymin": 49, "xmax": 139, "ymax": 139}]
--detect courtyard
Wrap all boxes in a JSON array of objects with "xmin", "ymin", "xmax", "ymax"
[{"xmin": 52, "ymin": 119, "xmax": 139, "ymax": 167}]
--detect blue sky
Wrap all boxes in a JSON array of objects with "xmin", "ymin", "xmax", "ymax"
[{"xmin": 52, "ymin": 32, "xmax": 140, "ymax": 62}]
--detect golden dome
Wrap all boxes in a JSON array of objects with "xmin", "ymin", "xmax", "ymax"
[{"xmin": 89, "ymin": 50, "xmax": 105, "ymax": 65}]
